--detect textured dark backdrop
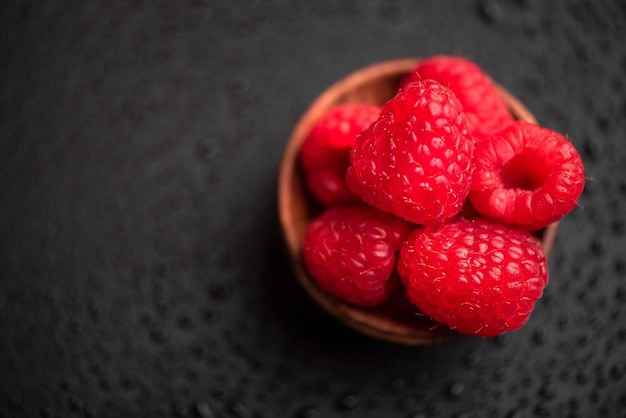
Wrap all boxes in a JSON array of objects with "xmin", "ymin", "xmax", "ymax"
[{"xmin": 1, "ymin": 1, "xmax": 625, "ymax": 417}]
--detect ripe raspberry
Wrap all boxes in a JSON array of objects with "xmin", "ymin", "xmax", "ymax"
[
  {"xmin": 303, "ymin": 206, "xmax": 411, "ymax": 307},
  {"xmin": 403, "ymin": 55, "xmax": 513, "ymax": 135},
  {"xmin": 346, "ymin": 79, "xmax": 474, "ymax": 225},
  {"xmin": 398, "ymin": 218, "xmax": 548, "ymax": 337},
  {"xmin": 299, "ymin": 104, "xmax": 381, "ymax": 207},
  {"xmin": 469, "ymin": 121, "xmax": 585, "ymax": 231}
]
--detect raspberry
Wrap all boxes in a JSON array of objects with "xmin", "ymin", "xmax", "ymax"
[
  {"xmin": 299, "ymin": 104, "xmax": 381, "ymax": 207},
  {"xmin": 469, "ymin": 121, "xmax": 585, "ymax": 231},
  {"xmin": 346, "ymin": 79, "xmax": 474, "ymax": 225},
  {"xmin": 403, "ymin": 55, "xmax": 513, "ymax": 135},
  {"xmin": 303, "ymin": 206, "xmax": 410, "ymax": 307},
  {"xmin": 397, "ymin": 218, "xmax": 548, "ymax": 337}
]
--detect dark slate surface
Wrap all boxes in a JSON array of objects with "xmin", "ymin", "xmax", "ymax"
[{"xmin": 1, "ymin": 1, "xmax": 625, "ymax": 417}]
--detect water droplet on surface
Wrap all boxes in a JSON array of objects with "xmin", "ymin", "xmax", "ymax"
[
  {"xmin": 337, "ymin": 394, "xmax": 360, "ymax": 410},
  {"xmin": 476, "ymin": 0, "xmax": 504, "ymax": 23},
  {"xmin": 59, "ymin": 378, "xmax": 73, "ymax": 392},
  {"xmin": 228, "ymin": 401, "xmax": 247, "ymax": 417},
  {"xmin": 121, "ymin": 374, "xmax": 134, "ymax": 390},
  {"xmin": 40, "ymin": 407, "xmax": 55, "ymax": 418},
  {"xmin": 494, "ymin": 333, "xmax": 510, "ymax": 347},
  {"xmin": 69, "ymin": 396, "xmax": 83, "ymax": 411},
  {"xmin": 465, "ymin": 351, "xmax": 480, "ymax": 368},
  {"xmin": 196, "ymin": 139, "xmax": 219, "ymax": 162},
  {"xmin": 69, "ymin": 319, "xmax": 83, "ymax": 334},
  {"xmin": 191, "ymin": 342, "xmax": 205, "ymax": 359},
  {"xmin": 84, "ymin": 406, "xmax": 97, "ymax": 418},
  {"xmin": 155, "ymin": 300, "xmax": 169, "ymax": 317},
  {"xmin": 396, "ymin": 397, "xmax": 415, "ymax": 412},
  {"xmin": 90, "ymin": 363, "xmax": 104, "ymax": 376},
  {"xmin": 532, "ymin": 330, "xmax": 545, "ymax": 345},
  {"xmin": 99, "ymin": 373, "xmax": 115, "ymax": 391},
  {"xmin": 87, "ymin": 302, "xmax": 102, "ymax": 322},
  {"xmin": 296, "ymin": 406, "xmax": 320, "ymax": 418},
  {"xmin": 597, "ymin": 116, "xmax": 610, "ymax": 133},
  {"xmin": 589, "ymin": 239, "xmax": 603, "ymax": 256},
  {"xmin": 195, "ymin": 402, "xmax": 215, "ymax": 418},
  {"xmin": 448, "ymin": 381, "xmax": 465, "ymax": 398},
  {"xmin": 582, "ymin": 140, "xmax": 600, "ymax": 161},
  {"xmin": 150, "ymin": 326, "xmax": 169, "ymax": 343},
  {"xmin": 568, "ymin": 396, "xmax": 581, "ymax": 412},
  {"xmin": 538, "ymin": 385, "xmax": 555, "ymax": 400},
  {"xmin": 173, "ymin": 401, "xmax": 189, "ymax": 417},
  {"xmin": 492, "ymin": 370, "xmax": 505, "ymax": 383},
  {"xmin": 610, "ymin": 364, "xmax": 624, "ymax": 381},
  {"xmin": 533, "ymin": 403, "xmax": 550, "ymax": 417},
  {"xmin": 211, "ymin": 386, "xmax": 228, "ymax": 400},
  {"xmin": 185, "ymin": 369, "xmax": 199, "ymax": 382},
  {"xmin": 209, "ymin": 283, "xmax": 232, "ymax": 302},
  {"xmin": 177, "ymin": 313, "xmax": 193, "ymax": 329},
  {"xmin": 201, "ymin": 308, "xmax": 219, "ymax": 324}
]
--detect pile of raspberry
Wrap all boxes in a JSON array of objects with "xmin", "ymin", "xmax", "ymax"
[{"xmin": 299, "ymin": 55, "xmax": 585, "ymax": 337}]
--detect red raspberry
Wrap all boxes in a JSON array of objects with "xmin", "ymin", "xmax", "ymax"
[
  {"xmin": 346, "ymin": 79, "xmax": 474, "ymax": 225},
  {"xmin": 469, "ymin": 121, "xmax": 585, "ymax": 231},
  {"xmin": 299, "ymin": 104, "xmax": 381, "ymax": 207},
  {"xmin": 398, "ymin": 219, "xmax": 548, "ymax": 337},
  {"xmin": 403, "ymin": 55, "xmax": 513, "ymax": 135},
  {"xmin": 303, "ymin": 206, "xmax": 411, "ymax": 307}
]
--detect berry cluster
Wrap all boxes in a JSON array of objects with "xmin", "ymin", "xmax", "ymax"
[{"xmin": 299, "ymin": 55, "xmax": 585, "ymax": 337}]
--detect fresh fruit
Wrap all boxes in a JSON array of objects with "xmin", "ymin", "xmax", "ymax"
[
  {"xmin": 299, "ymin": 104, "xmax": 381, "ymax": 207},
  {"xmin": 303, "ymin": 206, "xmax": 410, "ymax": 307},
  {"xmin": 469, "ymin": 121, "xmax": 585, "ymax": 231},
  {"xmin": 402, "ymin": 55, "xmax": 513, "ymax": 135},
  {"xmin": 346, "ymin": 79, "xmax": 474, "ymax": 225},
  {"xmin": 397, "ymin": 218, "xmax": 548, "ymax": 337},
  {"xmin": 293, "ymin": 56, "xmax": 585, "ymax": 339}
]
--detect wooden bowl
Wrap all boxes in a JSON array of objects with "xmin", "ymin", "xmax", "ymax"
[{"xmin": 278, "ymin": 58, "xmax": 559, "ymax": 345}]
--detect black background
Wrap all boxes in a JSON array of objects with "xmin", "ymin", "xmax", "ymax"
[{"xmin": 1, "ymin": 1, "xmax": 625, "ymax": 417}]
